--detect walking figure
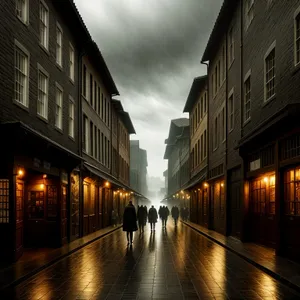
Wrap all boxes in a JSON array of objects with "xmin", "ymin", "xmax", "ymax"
[
  {"xmin": 148, "ymin": 205, "xmax": 158, "ymax": 231},
  {"xmin": 161, "ymin": 206, "xmax": 169, "ymax": 228},
  {"xmin": 171, "ymin": 206, "xmax": 179, "ymax": 226},
  {"xmin": 123, "ymin": 201, "xmax": 138, "ymax": 245},
  {"xmin": 137, "ymin": 205, "xmax": 147, "ymax": 233}
]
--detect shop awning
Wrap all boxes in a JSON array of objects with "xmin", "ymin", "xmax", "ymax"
[
  {"xmin": 83, "ymin": 162, "xmax": 144, "ymax": 197},
  {"xmin": 182, "ymin": 173, "xmax": 206, "ymax": 190},
  {"xmin": 1, "ymin": 121, "xmax": 82, "ymax": 161}
]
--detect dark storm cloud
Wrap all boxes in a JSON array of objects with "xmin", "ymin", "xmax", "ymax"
[{"xmin": 74, "ymin": 0, "xmax": 222, "ymax": 179}]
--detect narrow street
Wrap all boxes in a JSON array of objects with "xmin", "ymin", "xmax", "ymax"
[{"xmin": 2, "ymin": 222, "xmax": 299, "ymax": 300}]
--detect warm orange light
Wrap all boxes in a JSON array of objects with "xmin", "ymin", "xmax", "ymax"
[
  {"xmin": 221, "ymin": 183, "xmax": 224, "ymax": 187},
  {"xmin": 263, "ymin": 177, "xmax": 268, "ymax": 183},
  {"xmin": 176, "ymin": 193, "xmax": 179, "ymax": 197},
  {"xmin": 180, "ymin": 190, "xmax": 184, "ymax": 194},
  {"xmin": 186, "ymin": 194, "xmax": 189, "ymax": 197},
  {"xmin": 43, "ymin": 174, "xmax": 47, "ymax": 179},
  {"xmin": 40, "ymin": 184, "xmax": 44, "ymax": 189},
  {"xmin": 18, "ymin": 169, "xmax": 24, "ymax": 176},
  {"xmin": 105, "ymin": 181, "xmax": 110, "ymax": 187},
  {"xmin": 120, "ymin": 193, "xmax": 123, "ymax": 196},
  {"xmin": 204, "ymin": 183, "xmax": 208, "ymax": 187},
  {"xmin": 270, "ymin": 175, "xmax": 276, "ymax": 185}
]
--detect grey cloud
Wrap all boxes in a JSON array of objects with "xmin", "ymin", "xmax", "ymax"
[{"xmin": 74, "ymin": 0, "xmax": 222, "ymax": 178}]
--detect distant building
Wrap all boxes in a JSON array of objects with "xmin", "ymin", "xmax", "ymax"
[
  {"xmin": 130, "ymin": 140, "xmax": 148, "ymax": 195},
  {"xmin": 163, "ymin": 118, "xmax": 190, "ymax": 205}
]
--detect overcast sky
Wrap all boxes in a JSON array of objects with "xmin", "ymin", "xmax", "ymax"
[{"xmin": 74, "ymin": 0, "xmax": 222, "ymax": 179}]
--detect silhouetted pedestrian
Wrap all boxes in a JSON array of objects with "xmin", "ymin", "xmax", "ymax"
[
  {"xmin": 148, "ymin": 205, "xmax": 158, "ymax": 231},
  {"xmin": 123, "ymin": 201, "xmax": 138, "ymax": 245},
  {"xmin": 137, "ymin": 205, "xmax": 147, "ymax": 232},
  {"xmin": 171, "ymin": 206, "xmax": 179, "ymax": 226}
]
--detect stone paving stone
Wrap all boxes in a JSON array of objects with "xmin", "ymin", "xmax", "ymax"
[{"xmin": 1, "ymin": 223, "xmax": 300, "ymax": 300}]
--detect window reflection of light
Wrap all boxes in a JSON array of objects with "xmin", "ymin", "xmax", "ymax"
[{"xmin": 258, "ymin": 273, "xmax": 278, "ymax": 297}]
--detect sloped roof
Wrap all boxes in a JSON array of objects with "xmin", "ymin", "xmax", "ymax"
[
  {"xmin": 183, "ymin": 75, "xmax": 207, "ymax": 113},
  {"xmin": 112, "ymin": 99, "xmax": 135, "ymax": 134},
  {"xmin": 201, "ymin": 0, "xmax": 239, "ymax": 62}
]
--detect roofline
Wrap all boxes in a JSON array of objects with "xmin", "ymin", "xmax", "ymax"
[
  {"xmin": 183, "ymin": 75, "xmax": 207, "ymax": 113},
  {"xmin": 201, "ymin": 0, "xmax": 239, "ymax": 62}
]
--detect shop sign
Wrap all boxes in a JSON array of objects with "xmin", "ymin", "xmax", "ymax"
[{"xmin": 250, "ymin": 159, "xmax": 261, "ymax": 171}]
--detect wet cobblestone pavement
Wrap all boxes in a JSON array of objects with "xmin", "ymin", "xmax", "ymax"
[{"xmin": 2, "ymin": 222, "xmax": 300, "ymax": 300}]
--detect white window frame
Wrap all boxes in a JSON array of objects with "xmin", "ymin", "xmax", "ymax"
[
  {"xmin": 245, "ymin": 0, "xmax": 254, "ymax": 30},
  {"xmin": 69, "ymin": 43, "xmax": 75, "ymax": 82},
  {"xmin": 264, "ymin": 41, "xmax": 276, "ymax": 102},
  {"xmin": 14, "ymin": 40, "xmax": 30, "ymax": 108},
  {"xmin": 16, "ymin": 0, "xmax": 29, "ymax": 24},
  {"xmin": 244, "ymin": 69, "xmax": 251, "ymax": 123},
  {"xmin": 228, "ymin": 88, "xmax": 234, "ymax": 132},
  {"xmin": 294, "ymin": 6, "xmax": 300, "ymax": 66},
  {"xmin": 69, "ymin": 97, "xmax": 75, "ymax": 138},
  {"xmin": 37, "ymin": 64, "xmax": 49, "ymax": 120},
  {"xmin": 56, "ymin": 23, "xmax": 63, "ymax": 67},
  {"xmin": 39, "ymin": 0, "xmax": 49, "ymax": 50},
  {"xmin": 55, "ymin": 83, "xmax": 63, "ymax": 130}
]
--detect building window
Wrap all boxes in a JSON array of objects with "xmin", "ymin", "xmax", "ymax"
[
  {"xmin": 39, "ymin": 1, "xmax": 49, "ymax": 50},
  {"xmin": 214, "ymin": 65, "xmax": 218, "ymax": 95},
  {"xmin": 222, "ymin": 45, "xmax": 226, "ymax": 79},
  {"xmin": 285, "ymin": 168, "xmax": 300, "ymax": 215},
  {"xmin": 204, "ymin": 130, "xmax": 207, "ymax": 158},
  {"xmin": 244, "ymin": 76, "xmax": 251, "ymax": 122},
  {"xmin": 90, "ymin": 121, "xmax": 94, "ymax": 157},
  {"xmin": 97, "ymin": 87, "xmax": 101, "ymax": 115},
  {"xmin": 294, "ymin": 9, "xmax": 300, "ymax": 65},
  {"xmin": 0, "ymin": 180, "xmax": 9, "ymax": 223},
  {"xmin": 89, "ymin": 74, "xmax": 93, "ymax": 106},
  {"xmin": 69, "ymin": 98, "xmax": 75, "ymax": 138},
  {"xmin": 37, "ymin": 66, "xmax": 49, "ymax": 119},
  {"xmin": 55, "ymin": 84, "xmax": 63, "ymax": 129},
  {"xmin": 56, "ymin": 25, "xmax": 63, "ymax": 67},
  {"xmin": 228, "ymin": 27, "xmax": 234, "ymax": 66},
  {"xmin": 228, "ymin": 92, "xmax": 234, "ymax": 132},
  {"xmin": 214, "ymin": 116, "xmax": 218, "ymax": 150},
  {"xmin": 14, "ymin": 42, "xmax": 29, "ymax": 107},
  {"xmin": 83, "ymin": 115, "xmax": 89, "ymax": 153},
  {"xmin": 251, "ymin": 174, "xmax": 275, "ymax": 215},
  {"xmin": 204, "ymin": 92, "xmax": 207, "ymax": 114},
  {"xmin": 69, "ymin": 44, "xmax": 75, "ymax": 81},
  {"xmin": 245, "ymin": 0, "xmax": 254, "ymax": 29},
  {"xmin": 83, "ymin": 65, "xmax": 87, "ymax": 97},
  {"xmin": 16, "ymin": 0, "xmax": 28, "ymax": 24},
  {"xmin": 201, "ymin": 134, "xmax": 204, "ymax": 162},
  {"xmin": 265, "ymin": 47, "xmax": 275, "ymax": 101},
  {"xmin": 220, "ymin": 108, "xmax": 225, "ymax": 142}
]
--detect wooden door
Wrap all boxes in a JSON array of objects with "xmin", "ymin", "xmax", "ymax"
[
  {"xmin": 15, "ymin": 180, "xmax": 24, "ymax": 260},
  {"xmin": 61, "ymin": 185, "xmax": 68, "ymax": 244},
  {"xmin": 250, "ymin": 175, "xmax": 276, "ymax": 247}
]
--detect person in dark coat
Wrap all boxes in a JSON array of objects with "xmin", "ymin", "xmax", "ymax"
[
  {"xmin": 123, "ymin": 201, "xmax": 138, "ymax": 244},
  {"xmin": 148, "ymin": 205, "xmax": 158, "ymax": 231},
  {"xmin": 137, "ymin": 205, "xmax": 146, "ymax": 233},
  {"xmin": 171, "ymin": 206, "xmax": 179, "ymax": 226}
]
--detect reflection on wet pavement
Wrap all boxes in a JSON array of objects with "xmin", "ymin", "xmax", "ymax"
[{"xmin": 2, "ymin": 222, "xmax": 300, "ymax": 299}]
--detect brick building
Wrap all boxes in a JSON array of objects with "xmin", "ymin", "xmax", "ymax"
[
  {"xmin": 163, "ymin": 118, "xmax": 190, "ymax": 207},
  {"xmin": 0, "ymin": 0, "xmax": 139, "ymax": 263},
  {"xmin": 183, "ymin": 76, "xmax": 209, "ymax": 227},
  {"xmin": 187, "ymin": 0, "xmax": 300, "ymax": 261}
]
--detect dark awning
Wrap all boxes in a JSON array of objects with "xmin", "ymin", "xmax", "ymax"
[
  {"xmin": 1, "ymin": 121, "xmax": 82, "ymax": 162},
  {"xmin": 83, "ymin": 162, "xmax": 144, "ymax": 197}
]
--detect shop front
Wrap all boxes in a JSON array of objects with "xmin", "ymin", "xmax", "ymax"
[
  {"xmin": 209, "ymin": 178, "xmax": 226, "ymax": 234},
  {"xmin": 0, "ymin": 122, "xmax": 82, "ymax": 263},
  {"xmin": 248, "ymin": 172, "xmax": 276, "ymax": 247}
]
